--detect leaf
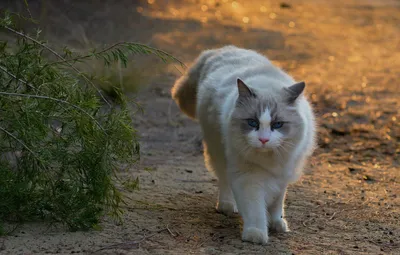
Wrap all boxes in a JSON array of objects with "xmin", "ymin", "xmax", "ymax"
[{"xmin": 363, "ymin": 175, "xmax": 375, "ymax": 183}]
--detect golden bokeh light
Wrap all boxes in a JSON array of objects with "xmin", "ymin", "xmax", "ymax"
[{"xmin": 136, "ymin": 6, "xmax": 143, "ymax": 13}]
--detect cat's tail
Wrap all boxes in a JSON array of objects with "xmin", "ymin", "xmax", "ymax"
[{"xmin": 171, "ymin": 50, "xmax": 216, "ymax": 119}]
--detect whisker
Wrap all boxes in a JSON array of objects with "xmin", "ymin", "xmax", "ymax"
[
  {"xmin": 237, "ymin": 144, "xmax": 251, "ymax": 157},
  {"xmin": 281, "ymin": 140, "xmax": 296, "ymax": 147},
  {"xmin": 279, "ymin": 145, "xmax": 291, "ymax": 154},
  {"xmin": 274, "ymin": 146, "xmax": 285, "ymax": 163}
]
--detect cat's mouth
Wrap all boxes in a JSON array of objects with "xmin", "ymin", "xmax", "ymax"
[{"xmin": 254, "ymin": 146, "xmax": 273, "ymax": 152}]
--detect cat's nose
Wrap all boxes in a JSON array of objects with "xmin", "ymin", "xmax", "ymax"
[{"xmin": 259, "ymin": 138, "xmax": 269, "ymax": 144}]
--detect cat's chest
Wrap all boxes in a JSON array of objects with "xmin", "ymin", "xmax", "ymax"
[
  {"xmin": 244, "ymin": 153, "xmax": 282, "ymax": 172},
  {"xmin": 234, "ymin": 164, "xmax": 286, "ymax": 203},
  {"xmin": 237, "ymin": 154, "xmax": 293, "ymax": 183}
]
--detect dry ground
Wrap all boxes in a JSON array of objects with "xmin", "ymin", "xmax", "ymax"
[{"xmin": 1, "ymin": 0, "xmax": 399, "ymax": 254}]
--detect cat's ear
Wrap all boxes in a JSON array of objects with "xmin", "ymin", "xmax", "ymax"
[
  {"xmin": 237, "ymin": 78, "xmax": 255, "ymax": 98},
  {"xmin": 285, "ymin": 81, "xmax": 305, "ymax": 104}
]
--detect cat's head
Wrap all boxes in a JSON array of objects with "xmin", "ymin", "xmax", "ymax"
[{"xmin": 230, "ymin": 78, "xmax": 305, "ymax": 153}]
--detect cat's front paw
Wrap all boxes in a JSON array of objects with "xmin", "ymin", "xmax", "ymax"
[
  {"xmin": 242, "ymin": 227, "xmax": 268, "ymax": 245},
  {"xmin": 216, "ymin": 200, "xmax": 238, "ymax": 216},
  {"xmin": 270, "ymin": 218, "xmax": 289, "ymax": 233}
]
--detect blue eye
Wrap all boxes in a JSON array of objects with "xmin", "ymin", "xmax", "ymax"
[
  {"xmin": 271, "ymin": 122, "xmax": 284, "ymax": 129},
  {"xmin": 247, "ymin": 119, "xmax": 259, "ymax": 128}
]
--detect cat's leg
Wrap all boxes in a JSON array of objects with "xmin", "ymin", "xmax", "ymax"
[
  {"xmin": 215, "ymin": 171, "xmax": 237, "ymax": 216},
  {"xmin": 203, "ymin": 142, "xmax": 237, "ymax": 216},
  {"xmin": 268, "ymin": 186, "xmax": 289, "ymax": 233},
  {"xmin": 269, "ymin": 159, "xmax": 304, "ymax": 232},
  {"xmin": 231, "ymin": 173, "xmax": 268, "ymax": 245}
]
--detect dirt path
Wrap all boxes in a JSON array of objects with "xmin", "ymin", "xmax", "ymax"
[{"xmin": 1, "ymin": 0, "xmax": 399, "ymax": 254}]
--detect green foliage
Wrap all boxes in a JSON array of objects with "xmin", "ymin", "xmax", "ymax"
[
  {"xmin": 64, "ymin": 42, "xmax": 184, "ymax": 101},
  {"xmin": 0, "ymin": 12, "xmax": 181, "ymax": 233},
  {"xmin": 87, "ymin": 60, "xmax": 149, "ymax": 100},
  {"xmin": 123, "ymin": 177, "xmax": 140, "ymax": 192}
]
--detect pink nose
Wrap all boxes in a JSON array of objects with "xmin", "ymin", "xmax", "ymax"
[{"xmin": 259, "ymin": 138, "xmax": 269, "ymax": 144}]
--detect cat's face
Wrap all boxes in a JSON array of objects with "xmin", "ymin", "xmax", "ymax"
[{"xmin": 230, "ymin": 79, "xmax": 305, "ymax": 152}]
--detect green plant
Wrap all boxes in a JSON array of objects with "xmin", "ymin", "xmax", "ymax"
[
  {"xmin": 84, "ymin": 59, "xmax": 150, "ymax": 100},
  {"xmin": 122, "ymin": 177, "xmax": 140, "ymax": 192},
  {"xmin": 0, "ymin": 11, "xmax": 183, "ymax": 233}
]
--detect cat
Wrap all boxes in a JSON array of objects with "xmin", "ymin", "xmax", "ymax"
[{"xmin": 171, "ymin": 46, "xmax": 316, "ymax": 245}]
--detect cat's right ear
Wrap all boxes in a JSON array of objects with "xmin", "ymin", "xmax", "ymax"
[
  {"xmin": 237, "ymin": 78, "xmax": 255, "ymax": 98},
  {"xmin": 285, "ymin": 81, "xmax": 305, "ymax": 104}
]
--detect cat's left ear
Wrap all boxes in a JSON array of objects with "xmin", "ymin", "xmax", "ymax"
[
  {"xmin": 284, "ymin": 81, "xmax": 305, "ymax": 104},
  {"xmin": 237, "ymin": 78, "xmax": 255, "ymax": 98}
]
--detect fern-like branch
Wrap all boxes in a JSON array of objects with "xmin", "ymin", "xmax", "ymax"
[
  {"xmin": 0, "ymin": 91, "xmax": 105, "ymax": 132},
  {"xmin": 0, "ymin": 126, "xmax": 37, "ymax": 157},
  {"xmin": 0, "ymin": 65, "xmax": 38, "ymax": 91},
  {"xmin": 2, "ymin": 25, "xmax": 111, "ymax": 106},
  {"xmin": 48, "ymin": 42, "xmax": 186, "ymax": 68}
]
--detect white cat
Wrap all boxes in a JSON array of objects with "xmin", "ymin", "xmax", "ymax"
[{"xmin": 171, "ymin": 46, "xmax": 316, "ymax": 245}]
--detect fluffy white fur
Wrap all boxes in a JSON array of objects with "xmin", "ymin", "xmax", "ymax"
[{"xmin": 171, "ymin": 46, "xmax": 316, "ymax": 245}]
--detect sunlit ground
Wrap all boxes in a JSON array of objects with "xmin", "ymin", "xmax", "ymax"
[{"xmin": 1, "ymin": 0, "xmax": 399, "ymax": 254}]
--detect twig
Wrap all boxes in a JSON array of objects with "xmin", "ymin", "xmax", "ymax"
[
  {"xmin": 302, "ymin": 218, "xmax": 319, "ymax": 231},
  {"xmin": 302, "ymin": 219, "xmax": 310, "ymax": 227},
  {"xmin": 23, "ymin": 0, "xmax": 33, "ymax": 19},
  {"xmin": 130, "ymin": 43, "xmax": 186, "ymax": 67},
  {"xmin": 92, "ymin": 228, "xmax": 168, "ymax": 253},
  {"xmin": 361, "ymin": 198, "xmax": 370, "ymax": 205},
  {"xmin": 47, "ymin": 42, "xmax": 186, "ymax": 68},
  {"xmin": 118, "ymin": 59, "xmax": 124, "ymax": 92},
  {"xmin": 369, "ymin": 240, "xmax": 400, "ymax": 248},
  {"xmin": 0, "ymin": 92, "xmax": 105, "ymax": 132},
  {"xmin": 48, "ymin": 42, "xmax": 125, "ymax": 66},
  {"xmin": 0, "ymin": 238, "xmax": 5, "ymax": 251},
  {"xmin": 4, "ymin": 222, "xmax": 21, "ymax": 236},
  {"xmin": 195, "ymin": 236, "xmax": 213, "ymax": 248},
  {"xmin": 329, "ymin": 207, "xmax": 362, "ymax": 220},
  {"xmin": 121, "ymin": 205, "xmax": 178, "ymax": 211},
  {"xmin": 3, "ymin": 27, "xmax": 65, "ymax": 70},
  {"xmin": 0, "ymin": 127, "xmax": 37, "ymax": 157},
  {"xmin": 174, "ymin": 179, "xmax": 214, "ymax": 183},
  {"xmin": 329, "ymin": 211, "xmax": 337, "ymax": 220},
  {"xmin": 3, "ymin": 26, "xmax": 111, "ymax": 106},
  {"xmin": 166, "ymin": 224, "xmax": 177, "ymax": 237},
  {"xmin": 121, "ymin": 199, "xmax": 178, "ymax": 211},
  {"xmin": 167, "ymin": 99, "xmax": 178, "ymax": 126},
  {"xmin": 0, "ymin": 65, "xmax": 38, "ymax": 91}
]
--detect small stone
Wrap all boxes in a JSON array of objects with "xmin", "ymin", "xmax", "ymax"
[{"xmin": 280, "ymin": 2, "xmax": 291, "ymax": 8}]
